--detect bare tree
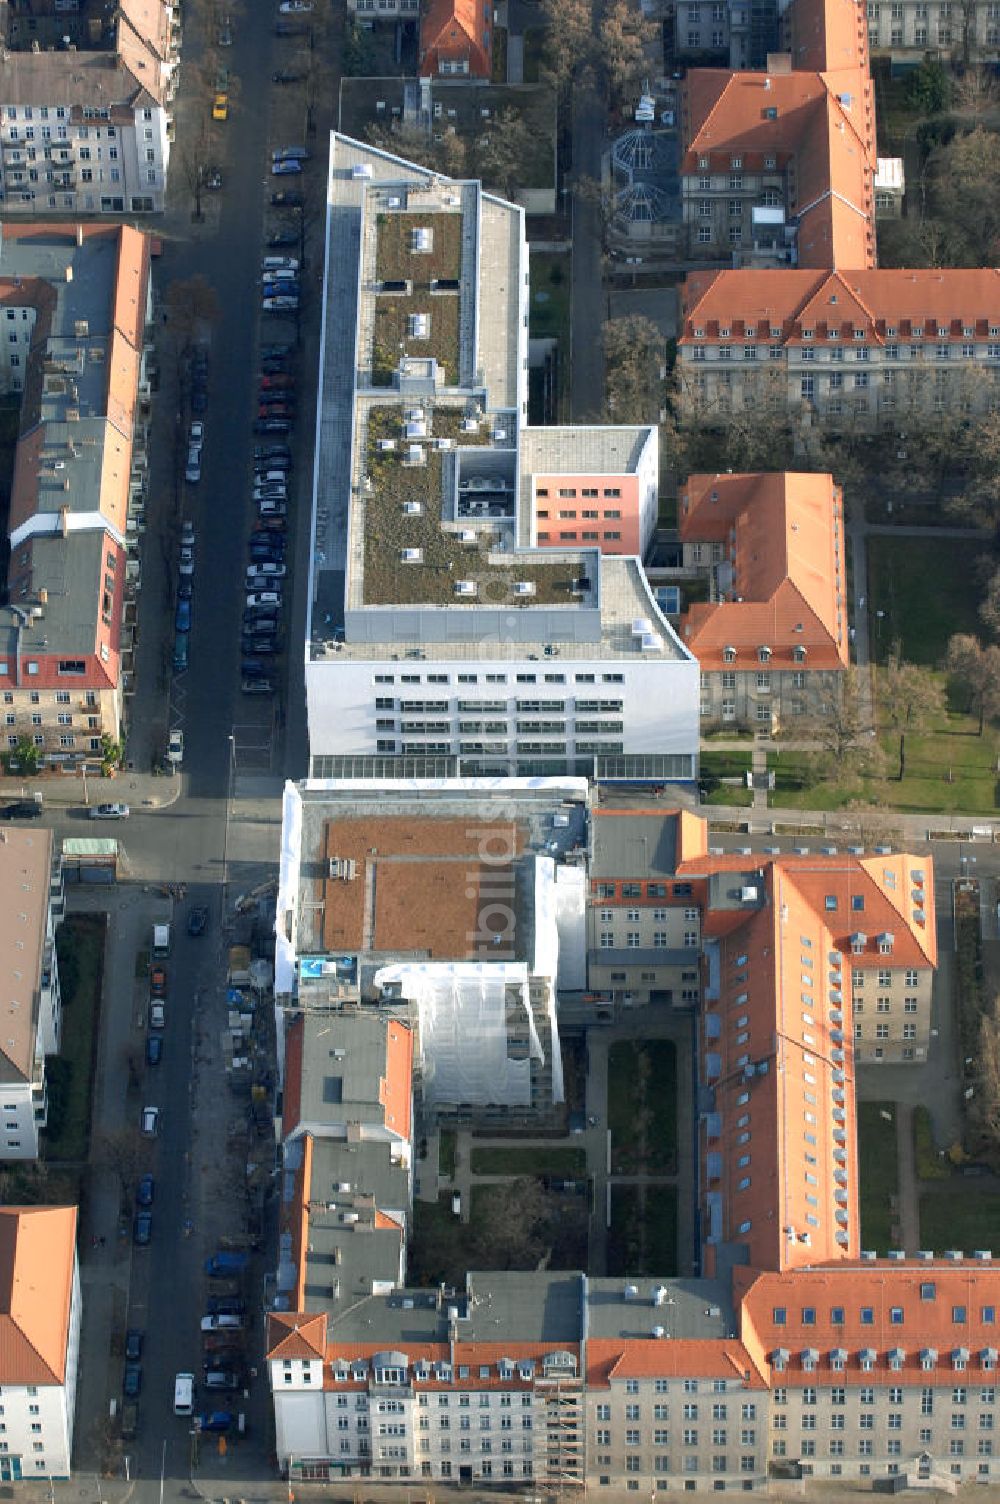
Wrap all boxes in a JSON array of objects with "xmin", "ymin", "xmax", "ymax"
[
  {"xmin": 539, "ymin": 0, "xmax": 594, "ymax": 96},
  {"xmin": 471, "ymin": 108, "xmax": 537, "ymax": 199},
  {"xmin": 164, "ymin": 274, "xmax": 221, "ymax": 355},
  {"xmin": 603, "ymin": 315, "xmax": 664, "ymax": 423},
  {"xmin": 946, "ymin": 633, "xmax": 1000, "ymax": 732},
  {"xmin": 92, "ymin": 1128, "xmax": 146, "ymax": 1200},
  {"xmin": 800, "ymin": 669, "xmax": 884, "ymax": 780},
  {"xmin": 878, "ymin": 652, "xmax": 947, "ymax": 780},
  {"xmin": 600, "ymin": 0, "xmax": 658, "ymax": 110}
]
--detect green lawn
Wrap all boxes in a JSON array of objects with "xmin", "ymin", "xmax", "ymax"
[
  {"xmin": 606, "ymin": 1185, "xmax": 678, "ymax": 1276},
  {"xmin": 857, "ymin": 1101, "xmax": 899, "ymax": 1254},
  {"xmin": 438, "ymin": 1128, "xmax": 457, "ymax": 1179},
  {"xmin": 470, "ymin": 1144, "xmax": 586, "ymax": 1176},
  {"xmin": 700, "ymin": 748, "xmax": 754, "ymax": 807},
  {"xmin": 919, "ymin": 1188, "xmax": 1000, "ymax": 1253},
  {"xmin": 607, "ymin": 1040, "xmax": 677, "ymax": 1174},
  {"xmin": 45, "ymin": 914, "xmax": 106, "ymax": 1162},
  {"xmin": 529, "ymin": 251, "xmax": 571, "ymax": 346},
  {"xmin": 522, "ymin": 27, "xmax": 546, "ymax": 83},
  {"xmin": 768, "ymin": 709, "xmax": 1000, "ymax": 814},
  {"xmin": 866, "ymin": 536, "xmax": 981, "ymax": 666}
]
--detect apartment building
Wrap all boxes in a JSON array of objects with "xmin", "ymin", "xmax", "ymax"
[
  {"xmin": 0, "ymin": 224, "xmax": 153, "ymax": 767},
  {"xmin": 524, "ymin": 427, "xmax": 660, "ymax": 558},
  {"xmin": 305, "ymin": 135, "xmax": 698, "ymax": 784},
  {"xmin": 0, "ymin": 826, "xmax": 63, "ymax": 1159},
  {"xmin": 586, "ymin": 807, "xmax": 710, "ymax": 1008},
  {"xmin": 0, "ymin": 1206, "xmax": 81, "ymax": 1481},
  {"xmin": 275, "ymin": 778, "xmax": 589, "ymax": 1121},
  {"xmin": 419, "ymin": 0, "xmax": 492, "ymax": 77},
  {"xmin": 865, "ymin": 0, "xmax": 1000, "ymax": 58},
  {"xmin": 677, "ymin": 471, "xmax": 849, "ymax": 730},
  {"xmin": 677, "ymin": 266, "xmax": 1000, "ymax": 423},
  {"xmin": 0, "ymin": 0, "xmax": 176, "ymax": 215},
  {"xmin": 678, "ymin": 61, "xmax": 875, "ymax": 268}
]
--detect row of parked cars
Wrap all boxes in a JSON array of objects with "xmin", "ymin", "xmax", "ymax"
[
  {"xmin": 243, "ymin": 292, "xmax": 298, "ymax": 690},
  {"xmin": 175, "ymin": 346, "xmax": 211, "ymax": 674}
]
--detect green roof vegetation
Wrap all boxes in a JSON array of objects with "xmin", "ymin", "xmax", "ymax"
[
  {"xmin": 372, "ymin": 291, "xmax": 460, "ymax": 387},
  {"xmin": 360, "ymin": 405, "xmax": 584, "ymax": 609},
  {"xmin": 375, "ymin": 211, "xmax": 463, "ymax": 286}
]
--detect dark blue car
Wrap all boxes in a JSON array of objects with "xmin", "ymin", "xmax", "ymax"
[{"xmin": 175, "ymin": 597, "xmax": 192, "ymax": 632}]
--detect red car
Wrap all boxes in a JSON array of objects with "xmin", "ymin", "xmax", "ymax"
[
  {"xmin": 150, "ymin": 964, "xmax": 167, "ymax": 996},
  {"xmin": 257, "ymin": 403, "xmax": 294, "ymax": 420},
  {"xmin": 259, "ymin": 374, "xmax": 295, "ymax": 390}
]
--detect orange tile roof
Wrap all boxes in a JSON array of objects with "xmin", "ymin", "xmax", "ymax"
[
  {"xmin": 679, "ymin": 472, "xmax": 848, "ymax": 671},
  {"xmin": 683, "ymin": 851, "xmax": 935, "ymax": 1273},
  {"xmin": 680, "ymin": 61, "xmax": 874, "ymax": 270},
  {"xmin": 788, "ymin": 0, "xmax": 870, "ymax": 73},
  {"xmin": 266, "ymin": 1310, "xmax": 328, "ymax": 1361},
  {"xmin": 587, "ymin": 1337, "xmax": 768, "ymax": 1387},
  {"xmin": 381, "ymin": 1019, "xmax": 413, "ymax": 1142},
  {"xmin": 0, "ymin": 1206, "xmax": 77, "ymax": 1385},
  {"xmin": 739, "ymin": 1263, "xmax": 1000, "ymax": 1382},
  {"xmin": 419, "ymin": 0, "xmax": 491, "ymax": 78},
  {"xmin": 680, "ymin": 268, "xmax": 1000, "ymax": 344}
]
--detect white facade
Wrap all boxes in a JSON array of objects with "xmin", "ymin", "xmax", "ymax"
[
  {"xmin": 305, "ymin": 642, "xmax": 700, "ymax": 774},
  {"xmin": 0, "ymin": 836, "xmax": 63, "ymax": 1161},
  {"xmin": 0, "ymin": 102, "xmax": 169, "ymax": 215},
  {"xmin": 0, "ymin": 1255, "xmax": 80, "ymax": 1481}
]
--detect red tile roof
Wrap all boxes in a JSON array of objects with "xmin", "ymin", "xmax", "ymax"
[
  {"xmin": 679, "ymin": 472, "xmax": 849, "ymax": 671},
  {"xmin": 419, "ymin": 0, "xmax": 491, "ymax": 78},
  {"xmin": 266, "ymin": 1311, "xmax": 328, "ymax": 1361},
  {"xmin": 587, "ymin": 1337, "xmax": 768, "ymax": 1387},
  {"xmin": 739, "ymin": 1263, "xmax": 1000, "ymax": 1383},
  {"xmin": 680, "ymin": 268, "xmax": 1000, "ymax": 345}
]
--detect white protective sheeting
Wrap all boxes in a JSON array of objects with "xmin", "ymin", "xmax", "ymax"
[
  {"xmin": 374, "ymin": 961, "xmax": 542, "ymax": 1108},
  {"xmin": 554, "ymin": 863, "xmax": 587, "ymax": 993},
  {"xmin": 274, "ymin": 780, "xmax": 303, "ymax": 1018}
]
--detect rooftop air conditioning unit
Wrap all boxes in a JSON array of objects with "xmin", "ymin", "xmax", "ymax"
[
  {"xmin": 377, "ymin": 439, "xmax": 396, "ymax": 452},
  {"xmin": 515, "ymin": 581, "xmax": 536, "ymax": 596},
  {"xmin": 455, "ymin": 580, "xmax": 477, "ymax": 596},
  {"xmin": 460, "ymin": 529, "xmax": 477, "ymax": 544},
  {"xmin": 401, "ymin": 548, "xmax": 423, "ymax": 563},
  {"xmin": 403, "ymin": 501, "xmax": 423, "ymax": 515}
]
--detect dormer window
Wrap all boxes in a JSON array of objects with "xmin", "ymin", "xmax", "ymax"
[
  {"xmin": 887, "ymin": 325, "xmax": 897, "ymax": 336},
  {"xmin": 964, "ymin": 326, "xmax": 974, "ymax": 337},
  {"xmin": 937, "ymin": 326, "xmax": 948, "ymax": 336},
  {"xmin": 699, "ymin": 156, "xmax": 709, "ymax": 170},
  {"xmin": 731, "ymin": 155, "xmax": 743, "ymax": 169},
  {"xmin": 851, "ymin": 931, "xmax": 867, "ymax": 954},
  {"xmin": 764, "ymin": 155, "xmax": 776, "ymax": 168},
  {"xmin": 758, "ymin": 645, "xmax": 772, "ymax": 662},
  {"xmin": 720, "ymin": 327, "xmax": 731, "ymax": 337},
  {"xmin": 793, "ymin": 645, "xmax": 807, "ymax": 663},
  {"xmin": 991, "ymin": 326, "xmax": 1000, "ymax": 337},
  {"xmin": 878, "ymin": 932, "xmax": 894, "ymax": 954},
  {"xmin": 723, "ymin": 646, "xmax": 737, "ymax": 663},
  {"xmin": 694, "ymin": 327, "xmax": 705, "ymax": 337},
  {"xmin": 769, "ymin": 326, "xmax": 781, "ymax": 338},
  {"xmin": 801, "ymin": 328, "xmax": 813, "ymax": 339},
  {"xmin": 853, "ymin": 327, "xmax": 865, "ymax": 339}
]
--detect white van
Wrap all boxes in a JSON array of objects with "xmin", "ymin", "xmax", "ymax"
[{"xmin": 174, "ymin": 1373, "xmax": 194, "ymax": 1416}]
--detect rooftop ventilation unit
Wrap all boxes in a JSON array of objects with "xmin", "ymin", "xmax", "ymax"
[
  {"xmin": 377, "ymin": 439, "xmax": 396, "ymax": 452},
  {"xmin": 515, "ymin": 581, "xmax": 536, "ymax": 596},
  {"xmin": 352, "ymin": 163, "xmax": 372, "ymax": 179},
  {"xmin": 459, "ymin": 529, "xmax": 477, "ymax": 545},
  {"xmin": 404, "ymin": 445, "xmax": 425, "ymax": 466},
  {"xmin": 401, "ymin": 548, "xmax": 423, "ymax": 563},
  {"xmin": 454, "ymin": 580, "xmax": 477, "ymax": 597},
  {"xmin": 403, "ymin": 501, "xmax": 423, "ymax": 516}
]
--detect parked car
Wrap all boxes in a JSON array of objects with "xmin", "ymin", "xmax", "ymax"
[
  {"xmin": 90, "ymin": 802, "xmax": 130, "ymax": 820},
  {"xmin": 241, "ymin": 636, "xmax": 280, "ymax": 657},
  {"xmin": 133, "ymin": 1211, "xmax": 152, "ymax": 1246},
  {"xmin": 177, "ymin": 576, "xmax": 193, "ymax": 601},
  {"xmin": 123, "ymin": 1364, "xmax": 143, "ymax": 1398},
  {"xmin": 167, "ymin": 728, "xmax": 184, "ymax": 767},
  {"xmin": 206, "ymin": 1296, "xmax": 247, "ymax": 1316},
  {"xmin": 241, "ymin": 677, "xmax": 274, "ymax": 694},
  {"xmin": 261, "ymin": 298, "xmax": 299, "ymax": 313},
  {"xmin": 257, "ymin": 514, "xmax": 287, "ymax": 531},
  {"xmin": 272, "ymin": 146, "xmax": 310, "ymax": 162},
  {"xmin": 136, "ymin": 1174, "xmax": 155, "ymax": 1207},
  {"xmin": 246, "ymin": 562, "xmax": 287, "ymax": 581},
  {"xmin": 203, "ymin": 1370, "xmax": 241, "ymax": 1392},
  {"xmin": 240, "ymin": 659, "xmax": 270, "ymax": 679},
  {"xmin": 149, "ymin": 1001, "xmax": 165, "ymax": 1030},
  {"xmin": 204, "ymin": 169, "xmax": 223, "ymax": 193},
  {"xmin": 185, "ymin": 448, "xmax": 201, "ymax": 483},
  {"xmin": 212, "ymin": 92, "xmax": 229, "ymax": 121},
  {"xmin": 189, "ymin": 420, "xmax": 204, "ymax": 446},
  {"xmin": 271, "ymin": 70, "xmax": 304, "ymax": 84},
  {"xmin": 253, "ymin": 418, "xmax": 291, "ymax": 435},
  {"xmin": 1, "ymin": 800, "xmax": 42, "ymax": 819},
  {"xmin": 254, "ymin": 442, "xmax": 291, "ymax": 459},
  {"xmin": 141, "ymin": 1105, "xmax": 159, "ymax": 1137},
  {"xmin": 250, "ymin": 528, "xmax": 287, "ymax": 549},
  {"xmin": 121, "ymin": 1402, "xmax": 139, "ymax": 1441},
  {"xmin": 125, "ymin": 1329, "xmax": 144, "ymax": 1361},
  {"xmin": 258, "ymin": 385, "xmax": 296, "ymax": 403},
  {"xmin": 248, "ymin": 547, "xmax": 284, "ymax": 568},
  {"xmin": 271, "ymin": 159, "xmax": 302, "ymax": 175},
  {"xmin": 258, "ymin": 500, "xmax": 288, "ymax": 518},
  {"xmin": 191, "ymin": 385, "xmax": 209, "ymax": 413},
  {"xmin": 179, "ymin": 546, "xmax": 195, "ymax": 577},
  {"xmin": 254, "ymin": 454, "xmax": 291, "ymax": 471},
  {"xmin": 259, "ymin": 376, "xmax": 295, "ymax": 394},
  {"xmin": 173, "ymin": 630, "xmax": 190, "ymax": 673},
  {"xmin": 188, "ymin": 905, "xmax": 209, "ymax": 937},
  {"xmin": 149, "ymin": 964, "xmax": 167, "ymax": 995},
  {"xmin": 195, "ymin": 1411, "xmax": 234, "ymax": 1433},
  {"xmin": 175, "ymin": 597, "xmax": 192, "ymax": 633},
  {"xmin": 145, "ymin": 1033, "xmax": 163, "ymax": 1067},
  {"xmin": 246, "ymin": 591, "xmax": 283, "ymax": 609},
  {"xmin": 218, "ymin": 20, "xmax": 233, "ymax": 44},
  {"xmin": 262, "ymin": 256, "xmax": 299, "ymax": 272},
  {"xmin": 261, "ymin": 344, "xmax": 292, "ymax": 358},
  {"xmin": 271, "ymin": 190, "xmax": 303, "ymax": 208},
  {"xmin": 201, "ymin": 1314, "xmax": 244, "ymax": 1332}
]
